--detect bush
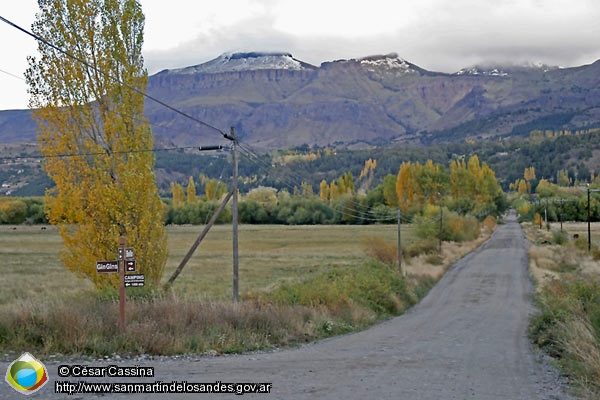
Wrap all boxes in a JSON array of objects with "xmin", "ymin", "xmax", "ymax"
[
  {"xmin": 445, "ymin": 213, "xmax": 479, "ymax": 242},
  {"xmin": 265, "ymin": 260, "xmax": 416, "ymax": 318},
  {"xmin": 170, "ymin": 200, "xmax": 231, "ymax": 225},
  {"xmin": 0, "ymin": 199, "xmax": 27, "ymax": 224},
  {"xmin": 404, "ymin": 238, "xmax": 438, "ymax": 258},
  {"xmin": 415, "ymin": 207, "xmax": 479, "ymax": 243},
  {"xmin": 481, "ymin": 215, "xmax": 497, "ymax": 231},
  {"xmin": 362, "ymin": 237, "xmax": 398, "ymax": 265},
  {"xmin": 552, "ymin": 230, "xmax": 568, "ymax": 245}
]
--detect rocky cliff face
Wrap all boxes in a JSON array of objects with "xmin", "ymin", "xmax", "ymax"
[{"xmin": 2, "ymin": 52, "xmax": 600, "ymax": 149}]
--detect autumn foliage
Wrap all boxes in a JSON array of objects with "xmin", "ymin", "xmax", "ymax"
[
  {"xmin": 26, "ymin": 0, "xmax": 167, "ymax": 288},
  {"xmin": 394, "ymin": 155, "xmax": 501, "ymax": 216}
]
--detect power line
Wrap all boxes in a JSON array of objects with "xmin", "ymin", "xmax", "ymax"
[
  {"xmin": 0, "ymin": 145, "xmax": 215, "ymax": 162},
  {"xmin": 0, "ymin": 67, "xmax": 25, "ymax": 82},
  {"xmin": 0, "ymin": 14, "xmax": 229, "ymax": 141}
]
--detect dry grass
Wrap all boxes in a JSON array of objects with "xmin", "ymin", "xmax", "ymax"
[
  {"xmin": 559, "ymin": 317, "xmax": 600, "ymax": 397},
  {"xmin": 524, "ymin": 221, "xmax": 600, "ymax": 397},
  {"xmin": 0, "ymin": 222, "xmax": 491, "ymax": 357},
  {"xmin": 0, "ymin": 223, "xmax": 422, "ymax": 356},
  {"xmin": 405, "ymin": 230, "xmax": 493, "ymax": 279},
  {"xmin": 0, "ymin": 224, "xmax": 409, "ymax": 308},
  {"xmin": 523, "ymin": 222, "xmax": 600, "ymax": 287},
  {"xmin": 163, "ymin": 224, "xmax": 415, "ymax": 299}
]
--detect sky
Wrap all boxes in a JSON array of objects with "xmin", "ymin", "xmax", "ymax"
[{"xmin": 1, "ymin": 0, "xmax": 599, "ymax": 111}]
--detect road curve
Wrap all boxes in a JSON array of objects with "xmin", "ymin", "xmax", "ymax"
[{"xmin": 2, "ymin": 212, "xmax": 571, "ymax": 399}]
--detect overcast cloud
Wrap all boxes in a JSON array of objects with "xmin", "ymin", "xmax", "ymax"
[{"xmin": 1, "ymin": 0, "xmax": 599, "ymax": 110}]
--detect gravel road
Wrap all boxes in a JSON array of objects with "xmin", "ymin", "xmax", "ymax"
[{"xmin": 2, "ymin": 211, "xmax": 572, "ymax": 399}]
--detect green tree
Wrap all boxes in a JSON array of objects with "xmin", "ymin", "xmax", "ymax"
[
  {"xmin": 536, "ymin": 178, "xmax": 559, "ymax": 198},
  {"xmin": 383, "ymin": 174, "xmax": 398, "ymax": 207},
  {"xmin": 246, "ymin": 186, "xmax": 277, "ymax": 212},
  {"xmin": 26, "ymin": 0, "xmax": 167, "ymax": 288},
  {"xmin": 416, "ymin": 160, "xmax": 447, "ymax": 205},
  {"xmin": 0, "ymin": 199, "xmax": 27, "ymax": 224}
]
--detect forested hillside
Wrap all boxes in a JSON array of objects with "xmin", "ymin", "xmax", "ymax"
[{"xmin": 3, "ymin": 130, "xmax": 600, "ymax": 198}]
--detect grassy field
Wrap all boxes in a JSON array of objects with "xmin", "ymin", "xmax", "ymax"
[
  {"xmin": 0, "ymin": 219, "xmax": 495, "ymax": 357},
  {"xmin": 0, "ymin": 224, "xmax": 415, "ymax": 307},
  {"xmin": 525, "ymin": 222, "xmax": 600, "ymax": 398}
]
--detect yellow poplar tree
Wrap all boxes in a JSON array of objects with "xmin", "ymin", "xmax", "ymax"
[
  {"xmin": 186, "ymin": 176, "xmax": 197, "ymax": 203},
  {"xmin": 396, "ymin": 162, "xmax": 417, "ymax": 211},
  {"xmin": 171, "ymin": 182, "xmax": 185, "ymax": 208},
  {"xmin": 204, "ymin": 179, "xmax": 227, "ymax": 201},
  {"xmin": 329, "ymin": 181, "xmax": 339, "ymax": 204},
  {"xmin": 26, "ymin": 0, "xmax": 167, "ymax": 288},
  {"xmin": 524, "ymin": 166, "xmax": 536, "ymax": 194},
  {"xmin": 319, "ymin": 179, "xmax": 329, "ymax": 201},
  {"xmin": 301, "ymin": 181, "xmax": 314, "ymax": 197},
  {"xmin": 517, "ymin": 179, "xmax": 529, "ymax": 194},
  {"xmin": 359, "ymin": 158, "xmax": 377, "ymax": 180}
]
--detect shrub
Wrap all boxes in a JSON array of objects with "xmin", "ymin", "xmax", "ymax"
[
  {"xmin": 482, "ymin": 215, "xmax": 497, "ymax": 231},
  {"xmin": 404, "ymin": 238, "xmax": 438, "ymax": 258},
  {"xmin": 362, "ymin": 237, "xmax": 398, "ymax": 265},
  {"xmin": 415, "ymin": 207, "xmax": 479, "ymax": 243},
  {"xmin": 265, "ymin": 260, "xmax": 415, "ymax": 318},
  {"xmin": 445, "ymin": 213, "xmax": 479, "ymax": 242},
  {"xmin": 0, "ymin": 199, "xmax": 27, "ymax": 224},
  {"xmin": 552, "ymin": 230, "xmax": 568, "ymax": 245}
]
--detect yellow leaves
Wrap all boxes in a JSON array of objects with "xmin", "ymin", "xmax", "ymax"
[
  {"xmin": 398, "ymin": 155, "xmax": 501, "ymax": 213},
  {"xmin": 28, "ymin": 0, "xmax": 167, "ymax": 289},
  {"xmin": 396, "ymin": 162, "xmax": 416, "ymax": 211},
  {"xmin": 518, "ymin": 179, "xmax": 530, "ymax": 194},
  {"xmin": 186, "ymin": 176, "xmax": 197, "ymax": 203},
  {"xmin": 359, "ymin": 158, "xmax": 377, "ymax": 180},
  {"xmin": 524, "ymin": 166, "xmax": 536, "ymax": 182},
  {"xmin": 319, "ymin": 172, "xmax": 354, "ymax": 203},
  {"xmin": 319, "ymin": 180, "xmax": 330, "ymax": 202},
  {"xmin": 204, "ymin": 179, "xmax": 227, "ymax": 201}
]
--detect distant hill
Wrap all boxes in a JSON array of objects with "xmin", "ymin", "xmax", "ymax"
[{"xmin": 1, "ymin": 51, "xmax": 599, "ymax": 150}]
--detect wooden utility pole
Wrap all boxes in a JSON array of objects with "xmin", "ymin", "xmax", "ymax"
[
  {"xmin": 438, "ymin": 205, "xmax": 443, "ymax": 253},
  {"xmin": 397, "ymin": 207, "xmax": 402, "ymax": 274},
  {"xmin": 118, "ymin": 236, "xmax": 126, "ymax": 331},
  {"xmin": 231, "ymin": 127, "xmax": 239, "ymax": 303}
]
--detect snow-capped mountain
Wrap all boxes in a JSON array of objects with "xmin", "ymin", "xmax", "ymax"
[
  {"xmin": 356, "ymin": 53, "xmax": 419, "ymax": 74},
  {"xmin": 1, "ymin": 52, "xmax": 599, "ymax": 151},
  {"xmin": 166, "ymin": 52, "xmax": 317, "ymax": 75},
  {"xmin": 456, "ymin": 62, "xmax": 560, "ymax": 77}
]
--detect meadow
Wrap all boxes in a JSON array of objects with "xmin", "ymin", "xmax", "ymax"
[
  {"xmin": 0, "ymin": 223, "xmax": 442, "ymax": 357},
  {"xmin": 0, "ymin": 223, "xmax": 414, "ymax": 307},
  {"xmin": 0, "ymin": 220, "xmax": 494, "ymax": 358}
]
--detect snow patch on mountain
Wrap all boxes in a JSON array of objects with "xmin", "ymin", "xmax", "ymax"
[
  {"xmin": 456, "ymin": 67, "xmax": 509, "ymax": 77},
  {"xmin": 168, "ymin": 52, "xmax": 316, "ymax": 74},
  {"xmin": 456, "ymin": 62, "xmax": 559, "ymax": 77},
  {"xmin": 358, "ymin": 53, "xmax": 416, "ymax": 74}
]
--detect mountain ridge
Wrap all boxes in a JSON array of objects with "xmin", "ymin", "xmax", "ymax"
[{"xmin": 1, "ymin": 52, "xmax": 599, "ymax": 149}]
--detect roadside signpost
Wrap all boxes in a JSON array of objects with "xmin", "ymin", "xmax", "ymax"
[
  {"xmin": 124, "ymin": 274, "xmax": 145, "ymax": 287},
  {"xmin": 125, "ymin": 260, "xmax": 136, "ymax": 272},
  {"xmin": 96, "ymin": 260, "xmax": 119, "ymax": 273},
  {"xmin": 95, "ymin": 236, "xmax": 144, "ymax": 331}
]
